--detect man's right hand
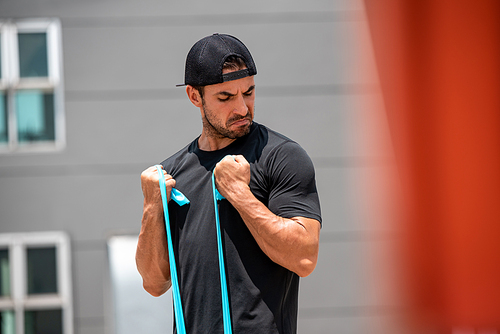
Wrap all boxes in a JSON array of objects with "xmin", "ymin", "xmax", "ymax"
[
  {"xmin": 137, "ymin": 165, "xmax": 175, "ymax": 296},
  {"xmin": 140, "ymin": 165, "xmax": 176, "ymax": 204}
]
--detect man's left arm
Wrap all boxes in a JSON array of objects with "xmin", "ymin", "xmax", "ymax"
[{"xmin": 214, "ymin": 154, "xmax": 321, "ymax": 277}]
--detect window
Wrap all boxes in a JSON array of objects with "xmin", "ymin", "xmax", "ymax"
[
  {"xmin": 0, "ymin": 232, "xmax": 73, "ymax": 334},
  {"xmin": 0, "ymin": 19, "xmax": 65, "ymax": 153},
  {"xmin": 107, "ymin": 235, "xmax": 173, "ymax": 334}
]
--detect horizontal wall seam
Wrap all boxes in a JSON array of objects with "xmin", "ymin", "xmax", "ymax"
[
  {"xmin": 0, "ymin": 163, "xmax": 147, "ymax": 178},
  {"xmin": 0, "ymin": 157, "xmax": 392, "ymax": 178},
  {"xmin": 319, "ymin": 231, "xmax": 400, "ymax": 243},
  {"xmin": 61, "ymin": 11, "xmax": 366, "ymax": 29},
  {"xmin": 313, "ymin": 156, "xmax": 395, "ymax": 168},
  {"xmin": 64, "ymin": 84, "xmax": 379, "ymax": 102},
  {"xmin": 299, "ymin": 305, "xmax": 403, "ymax": 319},
  {"xmin": 74, "ymin": 316, "xmax": 105, "ymax": 326},
  {"xmin": 36, "ymin": 231, "xmax": 398, "ymax": 250}
]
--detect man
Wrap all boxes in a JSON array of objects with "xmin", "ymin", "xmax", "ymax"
[{"xmin": 136, "ymin": 33, "xmax": 321, "ymax": 333}]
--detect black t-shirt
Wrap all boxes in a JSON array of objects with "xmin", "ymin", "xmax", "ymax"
[{"xmin": 161, "ymin": 122, "xmax": 322, "ymax": 334}]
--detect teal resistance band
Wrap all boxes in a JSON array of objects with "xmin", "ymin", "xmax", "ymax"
[
  {"xmin": 211, "ymin": 173, "xmax": 233, "ymax": 334},
  {"xmin": 155, "ymin": 165, "xmax": 189, "ymax": 334},
  {"xmin": 155, "ymin": 165, "xmax": 232, "ymax": 333}
]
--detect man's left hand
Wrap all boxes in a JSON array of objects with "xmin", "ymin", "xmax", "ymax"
[{"xmin": 214, "ymin": 155, "xmax": 251, "ymax": 201}]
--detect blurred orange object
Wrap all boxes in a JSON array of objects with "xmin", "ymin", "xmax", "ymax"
[{"xmin": 364, "ymin": 0, "xmax": 500, "ymax": 331}]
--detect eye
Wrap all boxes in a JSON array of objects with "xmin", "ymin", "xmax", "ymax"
[
  {"xmin": 244, "ymin": 88, "xmax": 255, "ymax": 96},
  {"xmin": 218, "ymin": 96, "xmax": 230, "ymax": 102}
]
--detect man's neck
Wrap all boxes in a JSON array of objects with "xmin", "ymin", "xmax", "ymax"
[{"xmin": 197, "ymin": 131, "xmax": 236, "ymax": 151}]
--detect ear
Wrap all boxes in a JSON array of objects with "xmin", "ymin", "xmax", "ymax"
[{"xmin": 186, "ymin": 86, "xmax": 203, "ymax": 108}]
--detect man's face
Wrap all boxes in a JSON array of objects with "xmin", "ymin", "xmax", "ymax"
[{"xmin": 200, "ymin": 72, "xmax": 255, "ymax": 140}]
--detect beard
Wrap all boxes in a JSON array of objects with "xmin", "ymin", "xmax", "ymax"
[{"xmin": 202, "ymin": 101, "xmax": 253, "ymax": 140}]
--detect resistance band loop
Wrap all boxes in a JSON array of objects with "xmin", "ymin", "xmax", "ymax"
[
  {"xmin": 155, "ymin": 165, "xmax": 232, "ymax": 334},
  {"xmin": 211, "ymin": 173, "xmax": 233, "ymax": 334},
  {"xmin": 155, "ymin": 165, "xmax": 188, "ymax": 334}
]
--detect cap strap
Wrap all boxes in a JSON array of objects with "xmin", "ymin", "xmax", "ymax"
[{"xmin": 222, "ymin": 69, "xmax": 250, "ymax": 82}]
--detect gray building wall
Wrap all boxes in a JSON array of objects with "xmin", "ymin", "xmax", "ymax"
[{"xmin": 0, "ymin": 0, "xmax": 400, "ymax": 333}]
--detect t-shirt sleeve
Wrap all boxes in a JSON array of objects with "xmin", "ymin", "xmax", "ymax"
[{"xmin": 266, "ymin": 141, "xmax": 322, "ymax": 225}]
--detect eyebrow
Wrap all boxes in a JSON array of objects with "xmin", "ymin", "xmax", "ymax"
[{"xmin": 217, "ymin": 85, "xmax": 255, "ymax": 97}]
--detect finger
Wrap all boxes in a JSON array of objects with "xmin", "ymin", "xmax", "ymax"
[
  {"xmin": 222, "ymin": 155, "xmax": 236, "ymax": 162},
  {"xmin": 233, "ymin": 155, "xmax": 249, "ymax": 166},
  {"xmin": 159, "ymin": 168, "xmax": 174, "ymax": 181},
  {"xmin": 165, "ymin": 178, "xmax": 176, "ymax": 188}
]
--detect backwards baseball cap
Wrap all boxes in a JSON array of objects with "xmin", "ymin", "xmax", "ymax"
[{"xmin": 176, "ymin": 33, "xmax": 257, "ymax": 87}]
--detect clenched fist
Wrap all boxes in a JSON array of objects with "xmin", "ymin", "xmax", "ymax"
[
  {"xmin": 141, "ymin": 165, "xmax": 176, "ymax": 203},
  {"xmin": 213, "ymin": 155, "xmax": 251, "ymax": 201}
]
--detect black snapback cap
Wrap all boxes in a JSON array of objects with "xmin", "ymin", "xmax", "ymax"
[{"xmin": 177, "ymin": 33, "xmax": 257, "ymax": 87}]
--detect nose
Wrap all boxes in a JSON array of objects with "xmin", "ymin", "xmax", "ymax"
[{"xmin": 233, "ymin": 93, "xmax": 249, "ymax": 116}]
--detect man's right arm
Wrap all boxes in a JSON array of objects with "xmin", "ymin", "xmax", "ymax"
[{"xmin": 135, "ymin": 166, "xmax": 175, "ymax": 297}]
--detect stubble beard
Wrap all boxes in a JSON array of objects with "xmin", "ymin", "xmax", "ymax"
[{"xmin": 201, "ymin": 101, "xmax": 253, "ymax": 140}]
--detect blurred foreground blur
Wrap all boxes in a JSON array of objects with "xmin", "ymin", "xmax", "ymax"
[{"xmin": 364, "ymin": 0, "xmax": 500, "ymax": 332}]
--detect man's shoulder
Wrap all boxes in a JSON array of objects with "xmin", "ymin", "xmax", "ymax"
[
  {"xmin": 159, "ymin": 138, "xmax": 198, "ymax": 171},
  {"xmin": 254, "ymin": 122, "xmax": 307, "ymax": 158},
  {"xmin": 253, "ymin": 122, "xmax": 297, "ymax": 150}
]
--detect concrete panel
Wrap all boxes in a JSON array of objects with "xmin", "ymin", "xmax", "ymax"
[
  {"xmin": 0, "ymin": 176, "xmax": 67, "ymax": 234},
  {"xmin": 256, "ymin": 95, "xmax": 355, "ymax": 159},
  {"xmin": 0, "ymin": 173, "xmax": 143, "ymax": 240},
  {"xmin": 314, "ymin": 166, "xmax": 360, "ymax": 234},
  {"xmin": 299, "ymin": 316, "xmax": 367, "ymax": 334},
  {"xmin": 298, "ymin": 314, "xmax": 405, "ymax": 334},
  {"xmin": 0, "ymin": 0, "xmax": 365, "ymax": 19},
  {"xmin": 73, "ymin": 247, "xmax": 106, "ymax": 320},
  {"xmin": 299, "ymin": 240, "xmax": 402, "ymax": 309},
  {"xmin": 299, "ymin": 241, "xmax": 368, "ymax": 309},
  {"xmin": 61, "ymin": 21, "xmax": 369, "ymax": 92},
  {"xmin": 257, "ymin": 92, "xmax": 390, "ymax": 160},
  {"xmin": 61, "ymin": 98, "xmax": 201, "ymax": 166},
  {"xmin": 315, "ymin": 162, "xmax": 400, "ymax": 234},
  {"xmin": 76, "ymin": 325, "xmax": 106, "ymax": 334}
]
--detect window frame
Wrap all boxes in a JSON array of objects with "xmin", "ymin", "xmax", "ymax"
[
  {"xmin": 0, "ymin": 231, "xmax": 73, "ymax": 334},
  {"xmin": 0, "ymin": 18, "xmax": 66, "ymax": 154}
]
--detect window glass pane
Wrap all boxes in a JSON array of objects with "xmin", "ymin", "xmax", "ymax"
[
  {"xmin": 108, "ymin": 236, "xmax": 173, "ymax": 334},
  {"xmin": 0, "ymin": 310, "xmax": 15, "ymax": 334},
  {"xmin": 18, "ymin": 33, "xmax": 48, "ymax": 78},
  {"xmin": 25, "ymin": 309, "xmax": 61, "ymax": 334},
  {"xmin": 16, "ymin": 90, "xmax": 55, "ymax": 143},
  {"xmin": 27, "ymin": 247, "xmax": 57, "ymax": 294},
  {"xmin": 0, "ymin": 249, "xmax": 10, "ymax": 297},
  {"xmin": 0, "ymin": 92, "xmax": 7, "ymax": 143}
]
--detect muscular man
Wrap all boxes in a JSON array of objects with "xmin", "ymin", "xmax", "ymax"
[{"xmin": 136, "ymin": 33, "xmax": 321, "ymax": 333}]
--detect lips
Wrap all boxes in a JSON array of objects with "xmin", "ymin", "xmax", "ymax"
[
  {"xmin": 229, "ymin": 117, "xmax": 251, "ymax": 127},
  {"xmin": 232, "ymin": 119, "xmax": 249, "ymax": 127}
]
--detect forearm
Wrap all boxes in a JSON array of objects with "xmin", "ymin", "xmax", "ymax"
[
  {"xmin": 136, "ymin": 200, "xmax": 172, "ymax": 296},
  {"xmin": 227, "ymin": 186, "xmax": 320, "ymax": 277}
]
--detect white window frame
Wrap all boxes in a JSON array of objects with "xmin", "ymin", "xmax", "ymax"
[
  {"xmin": 0, "ymin": 18, "xmax": 66, "ymax": 153},
  {"xmin": 0, "ymin": 231, "xmax": 73, "ymax": 334}
]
